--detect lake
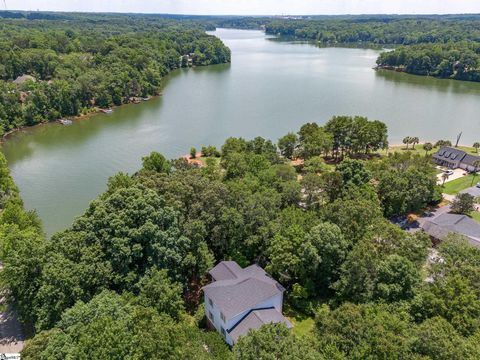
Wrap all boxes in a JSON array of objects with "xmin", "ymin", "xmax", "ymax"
[{"xmin": 2, "ymin": 28, "xmax": 480, "ymax": 235}]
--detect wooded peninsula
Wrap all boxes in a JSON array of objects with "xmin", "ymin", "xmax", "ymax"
[{"xmin": 0, "ymin": 12, "xmax": 230, "ymax": 136}]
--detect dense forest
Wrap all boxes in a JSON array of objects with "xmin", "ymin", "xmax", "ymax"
[
  {"xmin": 376, "ymin": 42, "xmax": 480, "ymax": 81},
  {"xmin": 0, "ymin": 13, "xmax": 230, "ymax": 136},
  {"xmin": 2, "ymin": 116, "xmax": 480, "ymax": 358}
]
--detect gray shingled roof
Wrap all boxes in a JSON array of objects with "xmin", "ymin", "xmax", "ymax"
[
  {"xmin": 422, "ymin": 213, "xmax": 480, "ymax": 247},
  {"xmin": 209, "ymin": 261, "xmax": 243, "ymax": 281},
  {"xmin": 433, "ymin": 146, "xmax": 467, "ymax": 162},
  {"xmin": 229, "ymin": 308, "xmax": 292, "ymax": 343},
  {"xmin": 433, "ymin": 146, "xmax": 480, "ymax": 167},
  {"xmin": 462, "ymin": 154, "xmax": 480, "ymax": 167},
  {"xmin": 203, "ymin": 262, "xmax": 285, "ymax": 319}
]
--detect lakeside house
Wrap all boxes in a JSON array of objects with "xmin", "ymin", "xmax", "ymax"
[
  {"xmin": 432, "ymin": 146, "xmax": 480, "ymax": 171},
  {"xmin": 202, "ymin": 261, "xmax": 292, "ymax": 345},
  {"xmin": 422, "ymin": 213, "xmax": 480, "ymax": 248}
]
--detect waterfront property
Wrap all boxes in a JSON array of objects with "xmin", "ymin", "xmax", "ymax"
[
  {"xmin": 433, "ymin": 146, "xmax": 480, "ymax": 171},
  {"xmin": 203, "ymin": 261, "xmax": 292, "ymax": 345},
  {"xmin": 422, "ymin": 212, "xmax": 480, "ymax": 248}
]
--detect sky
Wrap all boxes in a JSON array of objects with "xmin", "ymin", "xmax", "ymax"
[{"xmin": 7, "ymin": 0, "xmax": 480, "ymax": 15}]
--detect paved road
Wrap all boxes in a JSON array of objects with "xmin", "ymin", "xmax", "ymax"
[
  {"xmin": 0, "ymin": 301, "xmax": 25, "ymax": 354},
  {"xmin": 411, "ymin": 184, "xmax": 480, "ymax": 231},
  {"xmin": 0, "ymin": 265, "xmax": 24, "ymax": 354}
]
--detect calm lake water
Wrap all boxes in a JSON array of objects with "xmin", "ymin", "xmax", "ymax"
[{"xmin": 3, "ymin": 28, "xmax": 480, "ymax": 235}]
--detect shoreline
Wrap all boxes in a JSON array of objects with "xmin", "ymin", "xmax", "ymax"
[
  {"xmin": 0, "ymin": 62, "xmax": 225, "ymax": 145},
  {"xmin": 0, "ymin": 95, "xmax": 159, "ymax": 143},
  {"xmin": 375, "ymin": 65, "xmax": 480, "ymax": 85}
]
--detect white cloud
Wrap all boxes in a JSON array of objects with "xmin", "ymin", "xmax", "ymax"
[{"xmin": 8, "ymin": 0, "xmax": 480, "ymax": 15}]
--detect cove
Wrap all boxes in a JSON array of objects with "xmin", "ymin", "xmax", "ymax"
[{"xmin": 2, "ymin": 28, "xmax": 480, "ymax": 236}]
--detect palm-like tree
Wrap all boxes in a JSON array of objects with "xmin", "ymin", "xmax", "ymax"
[
  {"xmin": 472, "ymin": 160, "xmax": 480, "ymax": 186},
  {"xmin": 423, "ymin": 142, "xmax": 433, "ymax": 155},
  {"xmin": 473, "ymin": 142, "xmax": 480, "ymax": 154},
  {"xmin": 411, "ymin": 137, "xmax": 420, "ymax": 149},
  {"xmin": 403, "ymin": 136, "xmax": 411, "ymax": 150},
  {"xmin": 441, "ymin": 172, "xmax": 450, "ymax": 186}
]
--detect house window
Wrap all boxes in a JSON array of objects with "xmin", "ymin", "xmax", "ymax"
[
  {"xmin": 221, "ymin": 327, "xmax": 226, "ymax": 338},
  {"xmin": 220, "ymin": 312, "xmax": 226, "ymax": 322},
  {"xmin": 208, "ymin": 311, "xmax": 214, "ymax": 322}
]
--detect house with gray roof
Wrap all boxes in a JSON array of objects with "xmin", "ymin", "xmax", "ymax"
[
  {"xmin": 203, "ymin": 261, "xmax": 292, "ymax": 345},
  {"xmin": 422, "ymin": 213, "xmax": 480, "ymax": 248},
  {"xmin": 433, "ymin": 146, "xmax": 480, "ymax": 171}
]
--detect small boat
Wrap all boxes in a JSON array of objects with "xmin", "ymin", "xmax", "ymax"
[
  {"xmin": 141, "ymin": 97, "xmax": 151, "ymax": 101},
  {"xmin": 100, "ymin": 108, "xmax": 113, "ymax": 114},
  {"xmin": 59, "ymin": 119, "xmax": 73, "ymax": 125}
]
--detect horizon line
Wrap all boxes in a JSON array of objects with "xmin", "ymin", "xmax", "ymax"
[{"xmin": 4, "ymin": 9, "xmax": 480, "ymax": 17}]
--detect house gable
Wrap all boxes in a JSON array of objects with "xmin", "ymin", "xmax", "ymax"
[{"xmin": 203, "ymin": 261, "xmax": 290, "ymax": 345}]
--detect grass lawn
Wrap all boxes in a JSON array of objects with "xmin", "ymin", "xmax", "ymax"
[
  {"xmin": 378, "ymin": 145, "xmax": 435, "ymax": 157},
  {"xmin": 283, "ymin": 305, "xmax": 315, "ymax": 337},
  {"xmin": 288, "ymin": 315, "xmax": 315, "ymax": 337},
  {"xmin": 470, "ymin": 211, "xmax": 480, "ymax": 224},
  {"xmin": 442, "ymin": 174, "xmax": 479, "ymax": 195}
]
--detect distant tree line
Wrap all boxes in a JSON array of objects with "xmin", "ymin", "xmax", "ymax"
[
  {"xmin": 377, "ymin": 42, "xmax": 480, "ymax": 81},
  {"xmin": 263, "ymin": 17, "xmax": 480, "ymax": 45},
  {"xmin": 240, "ymin": 15, "xmax": 480, "ymax": 83}
]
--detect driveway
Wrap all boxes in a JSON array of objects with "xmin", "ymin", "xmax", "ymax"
[
  {"xmin": 0, "ymin": 265, "xmax": 24, "ymax": 354},
  {"xmin": 436, "ymin": 168, "xmax": 466, "ymax": 185},
  {"xmin": 0, "ymin": 301, "xmax": 24, "ymax": 354},
  {"xmin": 462, "ymin": 185, "xmax": 480, "ymax": 197}
]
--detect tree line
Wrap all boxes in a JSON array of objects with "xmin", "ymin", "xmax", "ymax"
[
  {"xmin": 263, "ymin": 16, "xmax": 480, "ymax": 45},
  {"xmin": 0, "ymin": 14, "xmax": 231, "ymax": 136},
  {"xmin": 277, "ymin": 115, "xmax": 388, "ymax": 160},
  {"xmin": 376, "ymin": 42, "xmax": 480, "ymax": 81}
]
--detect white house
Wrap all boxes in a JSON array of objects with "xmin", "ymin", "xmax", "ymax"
[{"xmin": 202, "ymin": 261, "xmax": 292, "ymax": 345}]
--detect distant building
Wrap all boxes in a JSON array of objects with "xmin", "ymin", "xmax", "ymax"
[
  {"xmin": 203, "ymin": 261, "xmax": 292, "ymax": 345},
  {"xmin": 422, "ymin": 212, "xmax": 480, "ymax": 247},
  {"xmin": 432, "ymin": 146, "xmax": 480, "ymax": 171},
  {"xmin": 13, "ymin": 74, "xmax": 36, "ymax": 86}
]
